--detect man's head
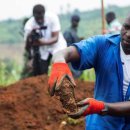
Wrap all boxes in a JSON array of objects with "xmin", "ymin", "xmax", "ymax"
[
  {"xmin": 71, "ymin": 15, "xmax": 80, "ymax": 28},
  {"xmin": 106, "ymin": 12, "xmax": 116, "ymax": 25},
  {"xmin": 33, "ymin": 4, "xmax": 45, "ymax": 26},
  {"xmin": 121, "ymin": 14, "xmax": 130, "ymax": 54}
]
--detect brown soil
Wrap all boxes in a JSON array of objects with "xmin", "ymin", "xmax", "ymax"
[
  {"xmin": 55, "ymin": 77, "xmax": 77, "ymax": 114},
  {"xmin": 0, "ymin": 75, "xmax": 94, "ymax": 130}
]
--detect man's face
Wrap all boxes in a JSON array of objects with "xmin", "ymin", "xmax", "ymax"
[
  {"xmin": 72, "ymin": 20, "xmax": 79, "ymax": 28},
  {"xmin": 106, "ymin": 17, "xmax": 111, "ymax": 25},
  {"xmin": 121, "ymin": 16, "xmax": 130, "ymax": 54},
  {"xmin": 34, "ymin": 12, "xmax": 44, "ymax": 26}
]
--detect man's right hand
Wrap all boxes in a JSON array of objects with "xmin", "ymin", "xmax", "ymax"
[{"xmin": 48, "ymin": 63, "xmax": 76, "ymax": 96}]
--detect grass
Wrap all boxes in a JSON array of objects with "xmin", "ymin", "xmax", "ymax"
[
  {"xmin": 0, "ymin": 43, "xmax": 24, "ymax": 86},
  {"xmin": 0, "ymin": 42, "xmax": 95, "ymax": 86},
  {"xmin": 80, "ymin": 69, "xmax": 95, "ymax": 81},
  {"xmin": 0, "ymin": 60, "xmax": 95, "ymax": 86},
  {"xmin": 0, "ymin": 59, "xmax": 22, "ymax": 86}
]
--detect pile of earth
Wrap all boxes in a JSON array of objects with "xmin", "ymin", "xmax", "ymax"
[{"xmin": 0, "ymin": 75, "xmax": 94, "ymax": 130}]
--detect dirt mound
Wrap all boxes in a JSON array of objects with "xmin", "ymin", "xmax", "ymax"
[{"xmin": 0, "ymin": 75, "xmax": 94, "ymax": 130}]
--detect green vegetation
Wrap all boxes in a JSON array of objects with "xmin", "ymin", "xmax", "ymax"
[
  {"xmin": 0, "ymin": 59, "xmax": 22, "ymax": 86},
  {"xmin": 0, "ymin": 5, "xmax": 130, "ymax": 43},
  {"xmin": 60, "ymin": 5, "xmax": 130, "ymax": 38},
  {"xmin": 0, "ymin": 19, "xmax": 23, "ymax": 43},
  {"xmin": 0, "ymin": 5, "xmax": 130, "ymax": 85},
  {"xmin": 80, "ymin": 69, "xmax": 95, "ymax": 81}
]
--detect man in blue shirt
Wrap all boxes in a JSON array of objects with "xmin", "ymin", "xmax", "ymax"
[{"xmin": 48, "ymin": 14, "xmax": 130, "ymax": 130}]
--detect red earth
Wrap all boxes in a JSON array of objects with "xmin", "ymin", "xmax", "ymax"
[{"xmin": 0, "ymin": 75, "xmax": 94, "ymax": 130}]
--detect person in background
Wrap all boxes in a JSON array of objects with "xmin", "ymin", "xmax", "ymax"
[
  {"xmin": 24, "ymin": 4, "xmax": 67, "ymax": 76},
  {"xmin": 63, "ymin": 14, "xmax": 83, "ymax": 78},
  {"xmin": 48, "ymin": 13, "xmax": 130, "ymax": 130},
  {"xmin": 20, "ymin": 17, "xmax": 34, "ymax": 79},
  {"xmin": 105, "ymin": 11, "xmax": 122, "ymax": 34}
]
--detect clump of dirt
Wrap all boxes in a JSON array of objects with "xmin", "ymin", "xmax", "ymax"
[
  {"xmin": 0, "ymin": 75, "xmax": 94, "ymax": 130},
  {"xmin": 55, "ymin": 77, "xmax": 77, "ymax": 113}
]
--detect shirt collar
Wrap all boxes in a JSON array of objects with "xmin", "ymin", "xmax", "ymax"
[{"xmin": 106, "ymin": 34, "xmax": 121, "ymax": 45}]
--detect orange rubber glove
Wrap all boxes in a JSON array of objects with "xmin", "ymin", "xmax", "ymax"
[
  {"xmin": 68, "ymin": 98, "xmax": 105, "ymax": 119},
  {"xmin": 48, "ymin": 63, "xmax": 76, "ymax": 96}
]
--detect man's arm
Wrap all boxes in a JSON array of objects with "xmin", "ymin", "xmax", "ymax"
[
  {"xmin": 38, "ymin": 31, "xmax": 59, "ymax": 45},
  {"xmin": 48, "ymin": 46, "xmax": 80, "ymax": 96},
  {"xmin": 68, "ymin": 98, "xmax": 130, "ymax": 119},
  {"xmin": 52, "ymin": 46, "xmax": 80, "ymax": 63},
  {"xmin": 48, "ymin": 36, "xmax": 99, "ymax": 96},
  {"xmin": 105, "ymin": 101, "xmax": 130, "ymax": 116}
]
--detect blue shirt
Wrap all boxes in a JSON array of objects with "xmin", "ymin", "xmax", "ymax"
[{"xmin": 72, "ymin": 34, "xmax": 130, "ymax": 130}]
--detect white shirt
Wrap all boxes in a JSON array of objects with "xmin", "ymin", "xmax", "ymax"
[
  {"xmin": 108, "ymin": 19, "xmax": 122, "ymax": 34},
  {"xmin": 24, "ymin": 12, "xmax": 67, "ymax": 60},
  {"xmin": 120, "ymin": 43, "xmax": 130, "ymax": 98}
]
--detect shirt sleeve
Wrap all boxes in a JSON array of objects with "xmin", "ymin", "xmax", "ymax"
[
  {"xmin": 51, "ymin": 14, "xmax": 61, "ymax": 32},
  {"xmin": 71, "ymin": 36, "xmax": 98, "ymax": 70}
]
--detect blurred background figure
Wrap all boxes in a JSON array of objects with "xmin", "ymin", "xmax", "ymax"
[
  {"xmin": 23, "ymin": 4, "xmax": 67, "ymax": 77},
  {"xmin": 64, "ymin": 14, "xmax": 81, "ymax": 46},
  {"xmin": 20, "ymin": 17, "xmax": 33, "ymax": 79},
  {"xmin": 105, "ymin": 11, "xmax": 122, "ymax": 34},
  {"xmin": 63, "ymin": 14, "xmax": 83, "ymax": 78}
]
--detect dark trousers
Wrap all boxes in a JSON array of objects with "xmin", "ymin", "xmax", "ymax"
[{"xmin": 33, "ymin": 54, "xmax": 52, "ymax": 76}]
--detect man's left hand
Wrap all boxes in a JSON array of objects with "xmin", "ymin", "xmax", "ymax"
[{"xmin": 68, "ymin": 98, "xmax": 105, "ymax": 119}]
